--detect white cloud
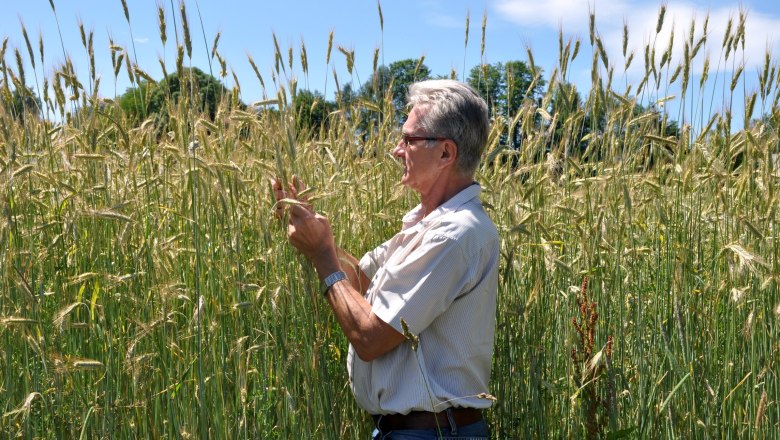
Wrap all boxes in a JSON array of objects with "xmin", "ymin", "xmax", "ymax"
[
  {"xmin": 494, "ymin": 0, "xmax": 628, "ymax": 30},
  {"xmin": 493, "ymin": 0, "xmax": 780, "ymax": 75},
  {"xmin": 134, "ymin": 37, "xmax": 150, "ymax": 44}
]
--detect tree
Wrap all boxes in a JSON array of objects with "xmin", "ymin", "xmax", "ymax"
[
  {"xmin": 360, "ymin": 58, "xmax": 431, "ymax": 122},
  {"xmin": 338, "ymin": 58, "xmax": 431, "ymax": 145},
  {"xmin": 467, "ymin": 60, "xmax": 542, "ymax": 118},
  {"xmin": 549, "ymin": 82, "xmax": 587, "ymax": 156},
  {"xmin": 1, "ymin": 81, "xmax": 42, "ymax": 123},
  {"xmin": 504, "ymin": 61, "xmax": 540, "ymax": 115},
  {"xmin": 119, "ymin": 67, "xmax": 232, "ymax": 122},
  {"xmin": 337, "ymin": 82, "xmax": 359, "ymax": 108},
  {"xmin": 118, "ymin": 80, "xmax": 154, "ymax": 119},
  {"xmin": 386, "ymin": 58, "xmax": 432, "ymax": 114},
  {"xmin": 468, "ymin": 60, "xmax": 545, "ymax": 150},
  {"xmin": 293, "ymin": 89, "xmax": 336, "ymax": 135},
  {"xmin": 467, "ymin": 63, "xmax": 503, "ymax": 116},
  {"xmin": 548, "ymin": 82, "xmax": 682, "ymax": 166}
]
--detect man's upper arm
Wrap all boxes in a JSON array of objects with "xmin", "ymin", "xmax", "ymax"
[
  {"xmin": 358, "ymin": 238, "xmax": 392, "ymax": 282},
  {"xmin": 370, "ymin": 233, "xmax": 473, "ymax": 335}
]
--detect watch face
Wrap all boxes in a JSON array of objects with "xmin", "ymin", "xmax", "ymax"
[
  {"xmin": 326, "ymin": 271, "xmax": 346, "ymax": 286},
  {"xmin": 323, "ymin": 271, "xmax": 347, "ymax": 295}
]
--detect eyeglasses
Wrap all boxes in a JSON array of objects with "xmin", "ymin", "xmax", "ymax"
[{"xmin": 401, "ymin": 134, "xmax": 446, "ymax": 147}]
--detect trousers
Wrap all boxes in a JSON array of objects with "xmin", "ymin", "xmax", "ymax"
[{"xmin": 371, "ymin": 419, "xmax": 489, "ymax": 439}]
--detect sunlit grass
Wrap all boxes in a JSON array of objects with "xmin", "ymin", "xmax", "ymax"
[{"xmin": 1, "ymin": 1, "xmax": 778, "ymax": 438}]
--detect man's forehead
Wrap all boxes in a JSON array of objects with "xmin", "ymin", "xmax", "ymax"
[{"xmin": 402, "ymin": 106, "xmax": 423, "ymax": 130}]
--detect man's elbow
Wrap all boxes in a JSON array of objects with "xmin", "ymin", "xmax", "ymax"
[
  {"xmin": 352, "ymin": 341, "xmax": 383, "ymax": 362},
  {"xmin": 349, "ymin": 316, "xmax": 405, "ymax": 362}
]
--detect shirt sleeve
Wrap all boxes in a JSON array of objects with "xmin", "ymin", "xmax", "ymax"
[
  {"xmin": 369, "ymin": 232, "xmax": 473, "ymax": 335},
  {"xmin": 359, "ymin": 237, "xmax": 393, "ymax": 281}
]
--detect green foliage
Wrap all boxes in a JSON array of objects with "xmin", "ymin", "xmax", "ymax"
[
  {"xmin": 467, "ymin": 60, "xmax": 543, "ymax": 117},
  {"xmin": 360, "ymin": 58, "xmax": 432, "ymax": 120},
  {"xmin": 335, "ymin": 58, "xmax": 432, "ymax": 144},
  {"xmin": 0, "ymin": 81, "xmax": 42, "ymax": 123},
  {"xmin": 117, "ymin": 79, "xmax": 153, "ymax": 118},
  {"xmin": 2, "ymin": 3, "xmax": 780, "ymax": 439},
  {"xmin": 293, "ymin": 89, "xmax": 336, "ymax": 135},
  {"xmin": 468, "ymin": 61, "xmax": 545, "ymax": 149},
  {"xmin": 547, "ymin": 82, "xmax": 681, "ymax": 167},
  {"xmin": 361, "ymin": 59, "xmax": 431, "ymax": 104},
  {"xmin": 118, "ymin": 67, "xmax": 231, "ymax": 122}
]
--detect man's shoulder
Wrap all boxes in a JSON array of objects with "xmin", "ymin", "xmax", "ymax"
[{"xmin": 431, "ymin": 200, "xmax": 499, "ymax": 248}]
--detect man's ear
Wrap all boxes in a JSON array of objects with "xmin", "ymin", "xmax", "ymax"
[{"xmin": 439, "ymin": 140, "xmax": 458, "ymax": 167}]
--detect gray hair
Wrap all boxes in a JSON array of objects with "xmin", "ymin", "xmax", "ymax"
[{"xmin": 407, "ymin": 79, "xmax": 489, "ymax": 177}]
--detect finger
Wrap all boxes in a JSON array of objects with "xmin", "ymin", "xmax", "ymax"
[
  {"xmin": 287, "ymin": 202, "xmax": 311, "ymax": 217},
  {"xmin": 288, "ymin": 180, "xmax": 299, "ymax": 199},
  {"xmin": 271, "ymin": 178, "xmax": 288, "ymax": 202},
  {"xmin": 293, "ymin": 175, "xmax": 306, "ymax": 194},
  {"xmin": 289, "ymin": 176, "xmax": 315, "ymax": 213},
  {"xmin": 273, "ymin": 202, "xmax": 286, "ymax": 220},
  {"xmin": 274, "ymin": 192, "xmax": 289, "ymax": 204},
  {"xmin": 288, "ymin": 176, "xmax": 308, "ymax": 200}
]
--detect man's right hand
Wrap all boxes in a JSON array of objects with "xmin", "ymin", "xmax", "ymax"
[
  {"xmin": 271, "ymin": 176, "xmax": 338, "ymax": 279},
  {"xmin": 271, "ymin": 175, "xmax": 313, "ymax": 220},
  {"xmin": 286, "ymin": 204, "xmax": 340, "ymax": 279}
]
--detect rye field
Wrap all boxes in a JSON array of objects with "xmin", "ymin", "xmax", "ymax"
[{"xmin": 1, "ymin": 1, "xmax": 779, "ymax": 438}]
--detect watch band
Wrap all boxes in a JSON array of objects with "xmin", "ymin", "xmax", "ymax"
[{"xmin": 322, "ymin": 270, "xmax": 347, "ymax": 296}]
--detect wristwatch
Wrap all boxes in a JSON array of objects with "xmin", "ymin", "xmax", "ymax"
[{"xmin": 322, "ymin": 271, "xmax": 347, "ymax": 296}]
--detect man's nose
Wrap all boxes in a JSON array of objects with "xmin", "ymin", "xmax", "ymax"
[{"xmin": 392, "ymin": 142, "xmax": 404, "ymax": 157}]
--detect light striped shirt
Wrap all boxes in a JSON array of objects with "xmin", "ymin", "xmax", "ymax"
[{"xmin": 349, "ymin": 184, "xmax": 499, "ymax": 415}]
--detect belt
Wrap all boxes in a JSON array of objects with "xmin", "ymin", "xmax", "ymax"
[{"xmin": 372, "ymin": 408, "xmax": 482, "ymax": 431}]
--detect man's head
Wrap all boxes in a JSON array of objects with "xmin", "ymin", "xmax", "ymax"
[{"xmin": 405, "ymin": 79, "xmax": 489, "ymax": 178}]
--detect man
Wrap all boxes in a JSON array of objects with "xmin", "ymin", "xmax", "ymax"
[{"xmin": 273, "ymin": 79, "xmax": 498, "ymax": 439}]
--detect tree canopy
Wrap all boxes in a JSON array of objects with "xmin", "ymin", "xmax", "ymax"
[
  {"xmin": 110, "ymin": 57, "xmax": 683, "ymax": 165},
  {"xmin": 467, "ymin": 61, "xmax": 546, "ymax": 149},
  {"xmin": 331, "ymin": 58, "xmax": 432, "ymax": 142},
  {"xmin": 467, "ymin": 60, "xmax": 544, "ymax": 118},
  {"xmin": 293, "ymin": 89, "xmax": 336, "ymax": 134},
  {"xmin": 0, "ymin": 81, "xmax": 42, "ymax": 123},
  {"xmin": 360, "ymin": 58, "xmax": 431, "ymax": 121},
  {"xmin": 119, "ymin": 67, "xmax": 232, "ymax": 121}
]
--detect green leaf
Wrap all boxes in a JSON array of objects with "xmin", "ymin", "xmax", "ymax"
[
  {"xmin": 607, "ymin": 426, "xmax": 637, "ymax": 440},
  {"xmin": 90, "ymin": 279, "xmax": 100, "ymax": 321}
]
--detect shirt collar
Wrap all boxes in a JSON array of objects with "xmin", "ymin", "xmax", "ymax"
[{"xmin": 401, "ymin": 183, "xmax": 481, "ymax": 230}]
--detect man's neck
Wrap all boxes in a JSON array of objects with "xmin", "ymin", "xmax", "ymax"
[{"xmin": 419, "ymin": 174, "xmax": 473, "ymax": 218}]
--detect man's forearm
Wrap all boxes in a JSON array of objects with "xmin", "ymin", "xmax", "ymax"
[
  {"xmin": 325, "ymin": 278, "xmax": 405, "ymax": 362},
  {"xmin": 335, "ymin": 248, "xmax": 371, "ymax": 296},
  {"xmin": 282, "ymin": 203, "xmax": 400, "ymax": 360},
  {"xmin": 308, "ymin": 247, "xmax": 403, "ymax": 361},
  {"xmin": 306, "ymin": 245, "xmax": 369, "ymax": 296}
]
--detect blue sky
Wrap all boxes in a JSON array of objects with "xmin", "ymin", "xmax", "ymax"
[{"xmin": 3, "ymin": 0, "xmax": 780, "ymax": 125}]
